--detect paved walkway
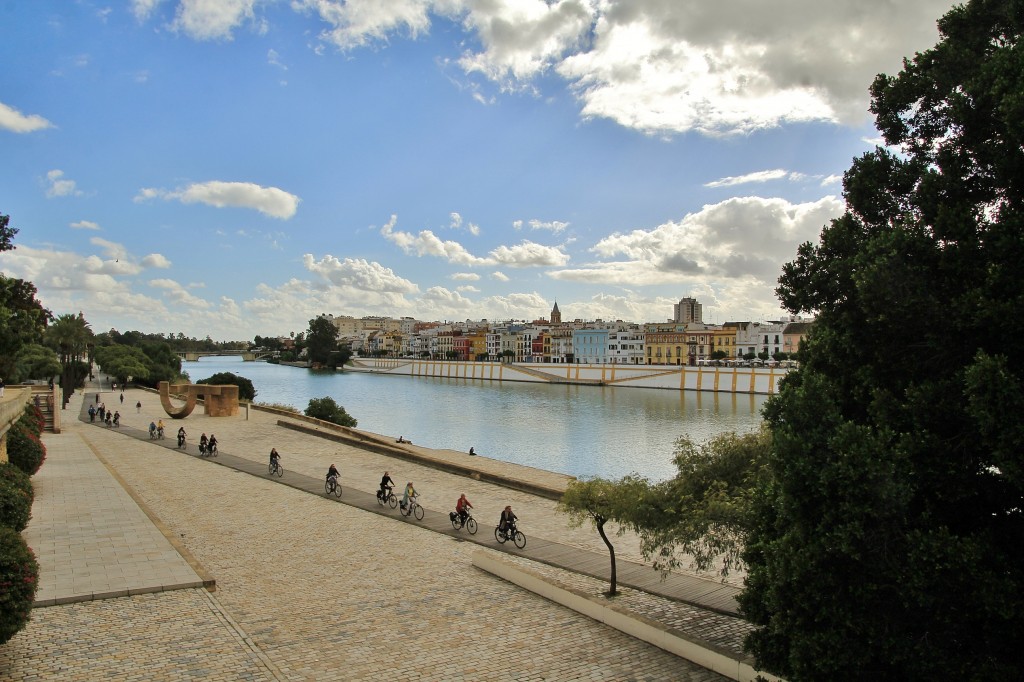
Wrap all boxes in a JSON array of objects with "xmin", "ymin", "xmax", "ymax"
[{"xmin": 2, "ymin": 383, "xmax": 755, "ymax": 681}]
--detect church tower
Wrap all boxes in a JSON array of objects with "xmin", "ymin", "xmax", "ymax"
[{"xmin": 550, "ymin": 301, "xmax": 562, "ymax": 324}]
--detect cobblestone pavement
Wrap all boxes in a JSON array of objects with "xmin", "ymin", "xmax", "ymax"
[{"xmin": 2, "ymin": 388, "xmax": 733, "ymax": 681}]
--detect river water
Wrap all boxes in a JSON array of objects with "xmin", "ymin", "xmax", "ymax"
[{"xmin": 185, "ymin": 357, "xmax": 767, "ymax": 482}]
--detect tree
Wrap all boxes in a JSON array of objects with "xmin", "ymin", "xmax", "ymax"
[
  {"xmin": 306, "ymin": 316, "xmax": 337, "ymax": 366},
  {"xmin": 304, "ymin": 396, "xmax": 357, "ymax": 427},
  {"xmin": 0, "ymin": 214, "xmax": 16, "ymax": 252},
  {"xmin": 12, "ymin": 344, "xmax": 61, "ymax": 383},
  {"xmin": 0, "ymin": 276, "xmax": 51, "ymax": 381},
  {"xmin": 559, "ymin": 477, "xmax": 648, "ymax": 596},
  {"xmin": 740, "ymin": 3, "xmax": 1024, "ymax": 679},
  {"xmin": 93, "ymin": 345, "xmax": 150, "ymax": 386},
  {"xmin": 46, "ymin": 312, "xmax": 94, "ymax": 397},
  {"xmin": 195, "ymin": 372, "xmax": 256, "ymax": 401}
]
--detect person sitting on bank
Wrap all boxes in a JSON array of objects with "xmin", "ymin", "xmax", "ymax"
[
  {"xmin": 378, "ymin": 471, "xmax": 394, "ymax": 501},
  {"xmin": 456, "ymin": 493, "xmax": 473, "ymax": 523},
  {"xmin": 402, "ymin": 481, "xmax": 417, "ymax": 510},
  {"xmin": 498, "ymin": 505, "xmax": 518, "ymax": 538},
  {"xmin": 468, "ymin": 446, "xmax": 476, "ymax": 456},
  {"xmin": 396, "ymin": 436, "xmax": 406, "ymax": 443}
]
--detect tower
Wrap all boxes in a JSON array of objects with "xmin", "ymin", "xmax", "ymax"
[
  {"xmin": 550, "ymin": 301, "xmax": 561, "ymax": 324},
  {"xmin": 673, "ymin": 297, "xmax": 702, "ymax": 324}
]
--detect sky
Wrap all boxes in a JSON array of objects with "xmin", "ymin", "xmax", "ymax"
[{"xmin": 0, "ymin": 0, "xmax": 959, "ymax": 342}]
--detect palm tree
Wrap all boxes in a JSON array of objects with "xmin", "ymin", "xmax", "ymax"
[{"xmin": 46, "ymin": 312, "xmax": 94, "ymax": 395}]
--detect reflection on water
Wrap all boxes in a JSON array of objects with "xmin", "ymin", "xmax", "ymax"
[{"xmin": 187, "ymin": 358, "xmax": 767, "ymax": 481}]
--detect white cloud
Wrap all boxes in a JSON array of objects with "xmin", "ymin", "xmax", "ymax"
[
  {"xmin": 490, "ymin": 241, "xmax": 570, "ymax": 267},
  {"xmin": 303, "ymin": 254, "xmax": 419, "ymax": 294},
  {"xmin": 296, "ymin": 0, "xmax": 432, "ymax": 51},
  {"xmin": 456, "ymin": 285, "xmax": 480, "ymax": 293},
  {"xmin": 135, "ymin": 181, "xmax": 300, "ymax": 219},
  {"xmin": 70, "ymin": 220, "xmax": 100, "ymax": 230},
  {"xmin": 450, "ymin": 272, "xmax": 480, "ymax": 281},
  {"xmin": 131, "ymin": 0, "xmax": 163, "ymax": 21},
  {"xmin": 705, "ymin": 169, "xmax": 789, "ymax": 188},
  {"xmin": 523, "ymin": 219, "xmax": 569, "ymax": 233},
  {"xmin": 170, "ymin": 0, "xmax": 263, "ymax": 40},
  {"xmin": 268, "ymin": 49, "xmax": 288, "ymax": 70},
  {"xmin": 491, "ymin": 271, "xmax": 510, "ymax": 282},
  {"xmin": 449, "ymin": 211, "xmax": 480, "ymax": 236},
  {"xmin": 821, "ymin": 174, "xmax": 842, "ymax": 187},
  {"xmin": 149, "ymin": 278, "xmax": 213, "ymax": 309},
  {"xmin": 142, "ymin": 253, "xmax": 172, "ymax": 268},
  {"xmin": 45, "ymin": 170, "xmax": 83, "ymax": 198},
  {"xmin": 0, "ymin": 101, "xmax": 55, "ymax": 133}
]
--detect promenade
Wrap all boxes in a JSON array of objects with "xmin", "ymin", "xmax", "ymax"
[{"xmin": 1, "ymin": 384, "xmax": 757, "ymax": 681}]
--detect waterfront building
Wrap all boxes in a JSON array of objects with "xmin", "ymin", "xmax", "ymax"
[
  {"xmin": 673, "ymin": 297, "xmax": 703, "ymax": 324},
  {"xmin": 735, "ymin": 321, "xmax": 785, "ymax": 358},
  {"xmin": 782, "ymin": 320, "xmax": 813, "ymax": 357},
  {"xmin": 573, "ymin": 328, "xmax": 611, "ymax": 364},
  {"xmin": 711, "ymin": 324, "xmax": 740, "ymax": 358},
  {"xmin": 608, "ymin": 327, "xmax": 645, "ymax": 364}
]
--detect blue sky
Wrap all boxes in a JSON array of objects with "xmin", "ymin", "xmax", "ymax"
[{"xmin": 1, "ymin": 0, "xmax": 957, "ymax": 341}]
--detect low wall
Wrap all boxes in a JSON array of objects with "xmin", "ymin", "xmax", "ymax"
[
  {"xmin": 347, "ymin": 359, "xmax": 788, "ymax": 395},
  {"xmin": 0, "ymin": 387, "xmax": 32, "ymax": 463},
  {"xmin": 472, "ymin": 552, "xmax": 783, "ymax": 682}
]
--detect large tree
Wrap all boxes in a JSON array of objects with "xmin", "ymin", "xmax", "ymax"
[
  {"xmin": 46, "ymin": 312, "xmax": 94, "ymax": 398},
  {"xmin": 306, "ymin": 315, "xmax": 339, "ymax": 366},
  {"xmin": 740, "ymin": 2, "xmax": 1024, "ymax": 679},
  {"xmin": 0, "ymin": 215, "xmax": 51, "ymax": 380}
]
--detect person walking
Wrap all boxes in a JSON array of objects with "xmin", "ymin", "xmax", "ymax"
[{"xmin": 136, "ymin": 400, "xmax": 142, "ymax": 413}]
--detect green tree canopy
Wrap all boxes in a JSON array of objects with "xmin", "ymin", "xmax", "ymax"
[
  {"xmin": 0, "ymin": 275, "xmax": 51, "ymax": 381},
  {"xmin": 12, "ymin": 344, "xmax": 61, "ymax": 383},
  {"xmin": 304, "ymin": 396, "xmax": 357, "ymax": 427},
  {"xmin": 740, "ymin": 2, "xmax": 1024, "ymax": 679},
  {"xmin": 93, "ymin": 345, "xmax": 150, "ymax": 386},
  {"xmin": 195, "ymin": 371, "xmax": 256, "ymax": 401},
  {"xmin": 306, "ymin": 315, "xmax": 338, "ymax": 366}
]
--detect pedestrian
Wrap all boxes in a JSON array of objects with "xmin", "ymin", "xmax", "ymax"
[
  {"xmin": 95, "ymin": 393, "xmax": 99, "ymax": 404},
  {"xmin": 112, "ymin": 381, "xmax": 116, "ymax": 391},
  {"xmin": 136, "ymin": 400, "xmax": 142, "ymax": 413},
  {"xmin": 119, "ymin": 393, "xmax": 124, "ymax": 405},
  {"xmin": 88, "ymin": 405, "xmax": 96, "ymax": 423}
]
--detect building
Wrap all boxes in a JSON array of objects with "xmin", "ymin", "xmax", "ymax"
[
  {"xmin": 673, "ymin": 297, "xmax": 702, "ymax": 324},
  {"xmin": 550, "ymin": 301, "xmax": 562, "ymax": 325}
]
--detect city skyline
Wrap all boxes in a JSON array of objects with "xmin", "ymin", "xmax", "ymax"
[{"xmin": 1, "ymin": 0, "xmax": 957, "ymax": 341}]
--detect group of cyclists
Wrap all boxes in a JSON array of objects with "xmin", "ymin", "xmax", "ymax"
[{"xmin": 269, "ymin": 452, "xmax": 521, "ymax": 540}]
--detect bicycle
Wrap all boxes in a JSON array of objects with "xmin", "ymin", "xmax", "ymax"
[
  {"xmin": 377, "ymin": 485, "xmax": 398, "ymax": 508},
  {"xmin": 177, "ymin": 435, "xmax": 187, "ymax": 450},
  {"xmin": 400, "ymin": 495, "xmax": 424, "ymax": 520},
  {"xmin": 325, "ymin": 475, "xmax": 342, "ymax": 497},
  {"xmin": 157, "ymin": 427, "xmax": 165, "ymax": 440},
  {"xmin": 268, "ymin": 459, "xmax": 283, "ymax": 477},
  {"xmin": 450, "ymin": 509, "xmax": 478, "ymax": 534},
  {"xmin": 494, "ymin": 524, "xmax": 526, "ymax": 549}
]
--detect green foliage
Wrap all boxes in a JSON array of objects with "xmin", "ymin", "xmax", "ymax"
[
  {"xmin": 306, "ymin": 315, "xmax": 339, "ymax": 366},
  {"xmin": 0, "ymin": 525, "xmax": 39, "ymax": 645},
  {"xmin": 255, "ymin": 401, "xmax": 299, "ymax": 413},
  {"xmin": 0, "ymin": 274, "xmax": 51, "ymax": 382},
  {"xmin": 21, "ymin": 404, "xmax": 44, "ymax": 436},
  {"xmin": 93, "ymin": 345, "xmax": 150, "ymax": 386},
  {"xmin": 304, "ymin": 396, "xmax": 357, "ymax": 427},
  {"xmin": 0, "ymin": 476, "xmax": 32, "ymax": 532},
  {"xmin": 0, "ymin": 213, "xmax": 17, "ymax": 252},
  {"xmin": 195, "ymin": 372, "xmax": 256, "ymax": 401},
  {"xmin": 0, "ymin": 463, "xmax": 33, "ymax": 507},
  {"xmin": 7, "ymin": 421, "xmax": 46, "ymax": 476},
  {"xmin": 741, "ymin": 3, "xmax": 1024, "ymax": 679},
  {"xmin": 11, "ymin": 344, "xmax": 60, "ymax": 383}
]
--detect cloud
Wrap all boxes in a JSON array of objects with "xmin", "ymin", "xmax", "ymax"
[
  {"xmin": 131, "ymin": 0, "xmax": 162, "ymax": 21},
  {"xmin": 0, "ymin": 101, "xmax": 55, "ymax": 133},
  {"xmin": 45, "ymin": 170, "xmax": 83, "ymax": 198},
  {"xmin": 142, "ymin": 253, "xmax": 172, "ymax": 268},
  {"xmin": 449, "ymin": 211, "xmax": 480, "ymax": 235},
  {"xmin": 490, "ymin": 241, "xmax": 570, "ymax": 267},
  {"xmin": 450, "ymin": 272, "xmax": 480, "ymax": 281},
  {"xmin": 552, "ymin": 195, "xmax": 843, "ymax": 285},
  {"xmin": 149, "ymin": 278, "xmax": 213, "ymax": 309},
  {"xmin": 170, "ymin": 0, "xmax": 263, "ymax": 40},
  {"xmin": 70, "ymin": 220, "xmax": 100, "ymax": 230},
  {"xmin": 303, "ymin": 254, "xmax": 419, "ymax": 294},
  {"xmin": 268, "ymin": 49, "xmax": 288, "ymax": 70},
  {"xmin": 456, "ymin": 285, "xmax": 480, "ymax": 293},
  {"xmin": 491, "ymin": 271, "xmax": 510, "ymax": 282},
  {"xmin": 135, "ymin": 181, "xmax": 300, "ymax": 219},
  {"xmin": 705, "ymin": 169, "xmax": 789, "ymax": 188},
  {"xmin": 525, "ymin": 219, "xmax": 569, "ymax": 233},
  {"xmin": 296, "ymin": 0, "xmax": 433, "ymax": 51}
]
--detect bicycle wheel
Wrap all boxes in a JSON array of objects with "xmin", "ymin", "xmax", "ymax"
[
  {"xmin": 413, "ymin": 504, "xmax": 424, "ymax": 520},
  {"xmin": 333, "ymin": 483, "xmax": 342, "ymax": 498},
  {"xmin": 377, "ymin": 492, "xmax": 385, "ymax": 506},
  {"xmin": 388, "ymin": 493, "xmax": 398, "ymax": 509},
  {"xmin": 401, "ymin": 501, "xmax": 411, "ymax": 516},
  {"xmin": 513, "ymin": 531, "xmax": 526, "ymax": 549},
  {"xmin": 451, "ymin": 514, "xmax": 462, "ymax": 530},
  {"xmin": 325, "ymin": 480, "xmax": 332, "ymax": 495},
  {"xmin": 275, "ymin": 464, "xmax": 283, "ymax": 477},
  {"xmin": 268, "ymin": 463, "xmax": 274, "ymax": 474},
  {"xmin": 494, "ymin": 527, "xmax": 506, "ymax": 544},
  {"xmin": 466, "ymin": 517, "xmax": 477, "ymax": 534}
]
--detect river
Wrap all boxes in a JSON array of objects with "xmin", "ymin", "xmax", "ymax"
[{"xmin": 185, "ymin": 357, "xmax": 768, "ymax": 482}]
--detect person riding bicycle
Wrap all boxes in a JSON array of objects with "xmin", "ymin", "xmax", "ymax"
[
  {"xmin": 401, "ymin": 481, "xmax": 417, "ymax": 511},
  {"xmin": 456, "ymin": 493, "xmax": 473, "ymax": 523},
  {"xmin": 208, "ymin": 434, "xmax": 218, "ymax": 454},
  {"xmin": 498, "ymin": 505, "xmax": 518, "ymax": 539},
  {"xmin": 270, "ymin": 448, "xmax": 280, "ymax": 469},
  {"xmin": 112, "ymin": 411, "xmax": 120, "ymax": 427},
  {"xmin": 149, "ymin": 421, "xmax": 157, "ymax": 438},
  {"xmin": 199, "ymin": 433, "xmax": 208, "ymax": 454},
  {"xmin": 177, "ymin": 427, "xmax": 186, "ymax": 447},
  {"xmin": 157, "ymin": 419, "xmax": 165, "ymax": 438},
  {"xmin": 326, "ymin": 464, "xmax": 340, "ymax": 486},
  {"xmin": 378, "ymin": 471, "xmax": 394, "ymax": 501}
]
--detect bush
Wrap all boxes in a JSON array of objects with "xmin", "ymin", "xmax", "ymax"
[
  {"xmin": 0, "ymin": 477, "xmax": 32, "ymax": 532},
  {"xmin": 0, "ymin": 464, "xmax": 33, "ymax": 507},
  {"xmin": 7, "ymin": 421, "xmax": 46, "ymax": 476},
  {"xmin": 305, "ymin": 396, "xmax": 357, "ymax": 427},
  {"xmin": 195, "ymin": 372, "xmax": 257, "ymax": 401},
  {"xmin": 21, "ymin": 404, "xmax": 44, "ymax": 437},
  {"xmin": 0, "ymin": 526, "xmax": 39, "ymax": 645}
]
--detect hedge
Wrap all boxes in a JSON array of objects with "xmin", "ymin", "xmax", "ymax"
[
  {"xmin": 0, "ymin": 463, "xmax": 33, "ymax": 506},
  {"xmin": 21, "ymin": 404, "xmax": 44, "ymax": 436},
  {"xmin": 0, "ymin": 525, "xmax": 39, "ymax": 645},
  {"xmin": 7, "ymin": 421, "xmax": 46, "ymax": 476},
  {"xmin": 0, "ymin": 477, "xmax": 32, "ymax": 532}
]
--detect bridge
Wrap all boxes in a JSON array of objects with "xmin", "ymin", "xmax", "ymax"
[{"xmin": 175, "ymin": 350, "xmax": 279, "ymax": 362}]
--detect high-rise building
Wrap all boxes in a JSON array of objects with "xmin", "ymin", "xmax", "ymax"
[{"xmin": 673, "ymin": 297, "xmax": 702, "ymax": 324}]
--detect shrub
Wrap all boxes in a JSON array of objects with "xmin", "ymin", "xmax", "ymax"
[
  {"xmin": 21, "ymin": 404, "xmax": 44, "ymax": 437},
  {"xmin": 0, "ymin": 477, "xmax": 32, "ymax": 532},
  {"xmin": 255, "ymin": 402, "xmax": 299, "ymax": 413},
  {"xmin": 195, "ymin": 372, "xmax": 257, "ymax": 401},
  {"xmin": 0, "ymin": 526, "xmax": 39, "ymax": 645},
  {"xmin": 7, "ymin": 422, "xmax": 46, "ymax": 476},
  {"xmin": 305, "ymin": 396, "xmax": 357, "ymax": 427},
  {"xmin": 0, "ymin": 464, "xmax": 33, "ymax": 506}
]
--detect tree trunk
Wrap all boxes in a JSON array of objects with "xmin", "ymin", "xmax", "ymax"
[{"xmin": 596, "ymin": 517, "xmax": 617, "ymax": 596}]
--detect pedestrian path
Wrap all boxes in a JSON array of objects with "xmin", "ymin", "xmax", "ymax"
[
  {"xmin": 81, "ymin": 393, "xmax": 742, "ymax": 617},
  {"xmin": 24, "ymin": 420, "xmax": 207, "ymax": 607}
]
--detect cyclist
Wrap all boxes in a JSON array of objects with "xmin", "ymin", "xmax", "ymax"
[
  {"xmin": 498, "ymin": 505, "xmax": 518, "ymax": 539},
  {"xmin": 456, "ymin": 493, "xmax": 473, "ymax": 524},
  {"xmin": 378, "ymin": 471, "xmax": 394, "ymax": 502},
  {"xmin": 326, "ymin": 463, "xmax": 340, "ymax": 487},
  {"xmin": 149, "ymin": 421, "xmax": 157, "ymax": 438},
  {"xmin": 208, "ymin": 434, "xmax": 218, "ymax": 454},
  {"xmin": 177, "ymin": 427, "xmax": 186, "ymax": 448},
  {"xmin": 157, "ymin": 419, "xmax": 165, "ymax": 438},
  {"xmin": 401, "ymin": 481, "xmax": 417, "ymax": 511},
  {"xmin": 112, "ymin": 411, "xmax": 120, "ymax": 427},
  {"xmin": 270, "ymin": 448, "xmax": 281, "ymax": 470},
  {"xmin": 199, "ymin": 433, "xmax": 209, "ymax": 455}
]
